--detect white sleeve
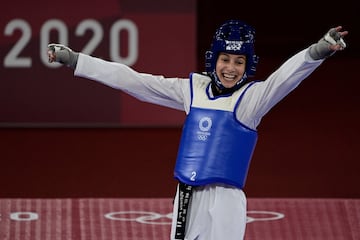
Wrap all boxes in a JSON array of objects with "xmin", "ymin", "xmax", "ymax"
[
  {"xmin": 74, "ymin": 53, "xmax": 191, "ymax": 111},
  {"xmin": 237, "ymin": 48, "xmax": 324, "ymax": 129}
]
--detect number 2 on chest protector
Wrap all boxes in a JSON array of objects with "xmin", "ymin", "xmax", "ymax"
[{"xmin": 190, "ymin": 171, "xmax": 197, "ymax": 181}]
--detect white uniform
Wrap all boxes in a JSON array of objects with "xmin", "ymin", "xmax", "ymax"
[{"xmin": 74, "ymin": 48, "xmax": 323, "ymax": 239}]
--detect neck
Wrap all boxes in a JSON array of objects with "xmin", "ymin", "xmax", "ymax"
[{"xmin": 211, "ymin": 83, "xmax": 235, "ymax": 96}]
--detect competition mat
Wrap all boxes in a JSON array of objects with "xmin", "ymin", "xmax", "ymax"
[{"xmin": 0, "ymin": 198, "xmax": 359, "ymax": 240}]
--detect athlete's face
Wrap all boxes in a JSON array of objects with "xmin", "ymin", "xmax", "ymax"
[{"xmin": 215, "ymin": 52, "xmax": 246, "ymax": 88}]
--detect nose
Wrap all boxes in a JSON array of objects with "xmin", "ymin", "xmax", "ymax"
[{"xmin": 226, "ymin": 60, "xmax": 237, "ymax": 72}]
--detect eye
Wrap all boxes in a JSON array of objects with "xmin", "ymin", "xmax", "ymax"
[
  {"xmin": 235, "ymin": 59, "xmax": 245, "ymax": 65},
  {"xmin": 235, "ymin": 56, "xmax": 246, "ymax": 65},
  {"xmin": 219, "ymin": 56, "xmax": 230, "ymax": 62}
]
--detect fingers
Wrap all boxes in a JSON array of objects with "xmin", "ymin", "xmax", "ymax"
[
  {"xmin": 329, "ymin": 44, "xmax": 343, "ymax": 51},
  {"xmin": 47, "ymin": 49, "xmax": 56, "ymax": 63},
  {"xmin": 340, "ymin": 30, "xmax": 349, "ymax": 37},
  {"xmin": 328, "ymin": 26, "xmax": 348, "ymax": 51},
  {"xmin": 333, "ymin": 26, "xmax": 348, "ymax": 37},
  {"xmin": 334, "ymin": 26, "xmax": 343, "ymax": 32}
]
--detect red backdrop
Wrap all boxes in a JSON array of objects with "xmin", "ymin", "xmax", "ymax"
[{"xmin": 0, "ymin": 0, "xmax": 359, "ymax": 198}]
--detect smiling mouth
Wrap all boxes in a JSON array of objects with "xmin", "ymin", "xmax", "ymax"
[{"xmin": 222, "ymin": 73, "xmax": 237, "ymax": 81}]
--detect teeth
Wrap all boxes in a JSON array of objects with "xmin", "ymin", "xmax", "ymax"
[{"xmin": 223, "ymin": 73, "xmax": 235, "ymax": 80}]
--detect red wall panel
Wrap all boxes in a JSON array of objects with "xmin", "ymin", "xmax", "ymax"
[{"xmin": 1, "ymin": 0, "xmax": 359, "ymax": 198}]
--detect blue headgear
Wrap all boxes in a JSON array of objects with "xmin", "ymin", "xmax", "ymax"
[{"xmin": 205, "ymin": 20, "xmax": 259, "ymax": 92}]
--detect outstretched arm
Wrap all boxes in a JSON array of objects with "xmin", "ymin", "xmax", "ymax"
[
  {"xmin": 237, "ymin": 26, "xmax": 348, "ymax": 129},
  {"xmin": 46, "ymin": 44, "xmax": 190, "ymax": 111}
]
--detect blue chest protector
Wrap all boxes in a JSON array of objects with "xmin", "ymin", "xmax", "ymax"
[{"xmin": 174, "ymin": 74, "xmax": 258, "ymax": 188}]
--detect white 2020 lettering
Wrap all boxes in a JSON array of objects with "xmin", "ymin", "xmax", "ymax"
[{"xmin": 3, "ymin": 18, "xmax": 138, "ymax": 68}]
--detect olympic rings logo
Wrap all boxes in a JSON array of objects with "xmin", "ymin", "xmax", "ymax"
[
  {"xmin": 246, "ymin": 211, "xmax": 285, "ymax": 223},
  {"xmin": 104, "ymin": 210, "xmax": 284, "ymax": 225},
  {"xmin": 197, "ymin": 134, "xmax": 208, "ymax": 141},
  {"xmin": 105, "ymin": 211, "xmax": 172, "ymax": 225}
]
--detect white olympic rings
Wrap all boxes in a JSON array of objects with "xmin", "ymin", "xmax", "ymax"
[
  {"xmin": 104, "ymin": 210, "xmax": 284, "ymax": 225},
  {"xmin": 246, "ymin": 210, "xmax": 285, "ymax": 223},
  {"xmin": 104, "ymin": 211, "xmax": 173, "ymax": 225}
]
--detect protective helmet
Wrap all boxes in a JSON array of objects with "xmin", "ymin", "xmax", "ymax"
[{"xmin": 205, "ymin": 20, "xmax": 259, "ymax": 91}]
